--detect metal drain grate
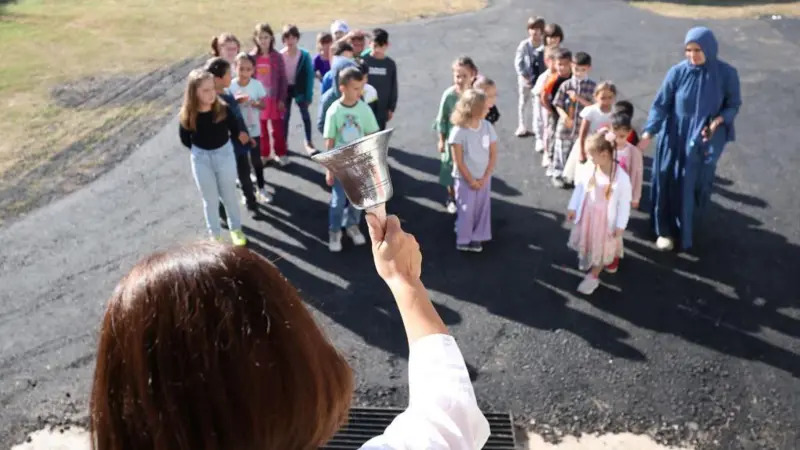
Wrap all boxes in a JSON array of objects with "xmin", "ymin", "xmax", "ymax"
[{"xmin": 322, "ymin": 406, "xmax": 516, "ymax": 449}]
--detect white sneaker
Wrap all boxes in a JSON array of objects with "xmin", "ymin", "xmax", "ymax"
[
  {"xmin": 515, "ymin": 126, "xmax": 529, "ymax": 137},
  {"xmin": 541, "ymin": 153, "xmax": 550, "ymax": 168},
  {"xmin": 446, "ymin": 200, "xmax": 458, "ymax": 214},
  {"xmin": 257, "ymin": 187, "xmax": 273, "ymax": 204},
  {"xmin": 329, "ymin": 231, "xmax": 343, "ymax": 252},
  {"xmin": 250, "ymin": 173, "xmax": 257, "ymax": 184},
  {"xmin": 656, "ymin": 236, "xmax": 674, "ymax": 251},
  {"xmin": 346, "ymin": 225, "xmax": 367, "ymax": 246},
  {"xmin": 273, "ymin": 155, "xmax": 289, "ymax": 167},
  {"xmin": 240, "ymin": 194, "xmax": 248, "ymax": 205},
  {"xmin": 535, "ymin": 141, "xmax": 545, "ymax": 153},
  {"xmin": 577, "ymin": 275, "xmax": 600, "ymax": 295}
]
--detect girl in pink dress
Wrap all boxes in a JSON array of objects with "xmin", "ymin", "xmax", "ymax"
[
  {"xmin": 251, "ymin": 23, "xmax": 289, "ymax": 166},
  {"xmin": 566, "ymin": 132, "xmax": 632, "ymax": 295}
]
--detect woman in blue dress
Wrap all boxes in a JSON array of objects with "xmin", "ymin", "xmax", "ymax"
[{"xmin": 639, "ymin": 27, "xmax": 741, "ymax": 251}]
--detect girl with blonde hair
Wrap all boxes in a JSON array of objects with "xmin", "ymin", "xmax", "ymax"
[
  {"xmin": 448, "ymin": 88, "xmax": 498, "ymax": 253},
  {"xmin": 566, "ymin": 132, "xmax": 632, "ymax": 294},
  {"xmin": 179, "ymin": 69, "xmax": 248, "ymax": 246}
]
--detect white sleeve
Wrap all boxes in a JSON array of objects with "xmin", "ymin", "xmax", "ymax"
[
  {"xmin": 532, "ymin": 72, "xmax": 548, "ymax": 95},
  {"xmin": 615, "ymin": 170, "xmax": 632, "ymax": 230},
  {"xmin": 568, "ymin": 181, "xmax": 584, "ymax": 215},
  {"xmin": 579, "ymin": 105, "xmax": 595, "ymax": 120},
  {"xmin": 359, "ymin": 334, "xmax": 490, "ymax": 450}
]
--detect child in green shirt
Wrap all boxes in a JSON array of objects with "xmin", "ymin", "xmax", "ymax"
[
  {"xmin": 323, "ymin": 66, "xmax": 380, "ymax": 252},
  {"xmin": 434, "ymin": 56, "xmax": 478, "ymax": 214}
]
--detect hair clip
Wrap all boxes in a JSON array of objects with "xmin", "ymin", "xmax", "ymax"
[{"xmin": 604, "ymin": 130, "xmax": 617, "ymax": 142}]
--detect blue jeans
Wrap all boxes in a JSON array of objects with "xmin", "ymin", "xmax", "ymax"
[
  {"xmin": 284, "ymin": 86, "xmax": 313, "ymax": 144},
  {"xmin": 190, "ymin": 142, "xmax": 241, "ymax": 237},
  {"xmin": 329, "ymin": 179, "xmax": 361, "ymax": 232}
]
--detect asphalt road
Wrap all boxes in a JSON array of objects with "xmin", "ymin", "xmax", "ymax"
[{"xmin": 1, "ymin": 0, "xmax": 799, "ymax": 448}]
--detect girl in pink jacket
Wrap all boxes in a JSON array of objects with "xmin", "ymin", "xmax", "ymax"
[
  {"xmin": 608, "ymin": 113, "xmax": 643, "ymax": 209},
  {"xmin": 251, "ymin": 23, "xmax": 289, "ymax": 166}
]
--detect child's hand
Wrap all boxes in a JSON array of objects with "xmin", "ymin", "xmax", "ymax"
[
  {"xmin": 469, "ymin": 179, "xmax": 482, "ymax": 190},
  {"xmin": 613, "ymin": 228, "xmax": 625, "ymax": 238},
  {"xmin": 325, "ymin": 170, "xmax": 335, "ymax": 187},
  {"xmin": 437, "ymin": 140, "xmax": 445, "ymax": 153},
  {"xmin": 250, "ymin": 138, "xmax": 257, "ymax": 148},
  {"xmin": 567, "ymin": 90, "xmax": 577, "ymax": 102},
  {"xmin": 387, "ymin": 110, "xmax": 394, "ymax": 122},
  {"xmin": 638, "ymin": 134, "xmax": 651, "ymax": 151},
  {"xmin": 564, "ymin": 117, "xmax": 574, "ymax": 130},
  {"xmin": 238, "ymin": 132, "xmax": 249, "ymax": 145},
  {"xmin": 566, "ymin": 210, "xmax": 576, "ymax": 222},
  {"xmin": 632, "ymin": 201, "xmax": 640, "ymax": 210},
  {"xmin": 579, "ymin": 150, "xmax": 587, "ymax": 163}
]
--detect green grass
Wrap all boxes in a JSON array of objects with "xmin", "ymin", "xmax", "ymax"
[{"xmin": 0, "ymin": 0, "xmax": 484, "ymax": 184}]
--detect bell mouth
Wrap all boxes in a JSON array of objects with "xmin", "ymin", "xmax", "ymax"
[
  {"xmin": 311, "ymin": 129, "xmax": 395, "ymax": 211},
  {"xmin": 312, "ymin": 128, "xmax": 395, "ymax": 163}
]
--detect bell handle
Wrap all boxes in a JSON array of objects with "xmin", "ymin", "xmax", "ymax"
[{"xmin": 366, "ymin": 203, "xmax": 387, "ymax": 226}]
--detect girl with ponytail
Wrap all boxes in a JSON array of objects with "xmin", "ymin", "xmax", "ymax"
[
  {"xmin": 565, "ymin": 132, "xmax": 632, "ymax": 295},
  {"xmin": 210, "ymin": 33, "xmax": 241, "ymax": 64}
]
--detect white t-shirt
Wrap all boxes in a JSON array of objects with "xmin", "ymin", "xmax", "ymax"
[
  {"xmin": 230, "ymin": 78, "xmax": 267, "ymax": 137},
  {"xmin": 579, "ymin": 104, "xmax": 613, "ymax": 134},
  {"xmin": 363, "ymin": 83, "xmax": 379, "ymax": 104},
  {"xmin": 448, "ymin": 120, "xmax": 497, "ymax": 179}
]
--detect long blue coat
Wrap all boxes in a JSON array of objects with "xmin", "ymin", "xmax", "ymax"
[{"xmin": 643, "ymin": 27, "xmax": 742, "ymax": 250}]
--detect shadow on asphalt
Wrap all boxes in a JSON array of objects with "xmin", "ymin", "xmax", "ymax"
[{"xmin": 245, "ymin": 147, "xmax": 800, "ymax": 379}]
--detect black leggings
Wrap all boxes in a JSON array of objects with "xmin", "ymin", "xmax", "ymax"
[
  {"xmin": 248, "ymin": 137, "xmax": 265, "ymax": 189},
  {"xmin": 220, "ymin": 148, "xmax": 258, "ymax": 221}
]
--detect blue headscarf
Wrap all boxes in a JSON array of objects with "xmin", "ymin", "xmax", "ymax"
[{"xmin": 683, "ymin": 27, "xmax": 724, "ymax": 143}]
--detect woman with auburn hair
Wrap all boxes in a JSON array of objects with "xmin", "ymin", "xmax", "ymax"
[{"xmin": 90, "ymin": 214, "xmax": 490, "ymax": 450}]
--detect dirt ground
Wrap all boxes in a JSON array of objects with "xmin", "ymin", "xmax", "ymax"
[{"xmin": 630, "ymin": 1, "xmax": 800, "ymax": 19}]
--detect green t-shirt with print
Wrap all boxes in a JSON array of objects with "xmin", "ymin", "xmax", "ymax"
[{"xmin": 323, "ymin": 99, "xmax": 380, "ymax": 148}]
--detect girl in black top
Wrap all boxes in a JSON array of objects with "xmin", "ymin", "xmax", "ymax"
[
  {"xmin": 179, "ymin": 68, "xmax": 248, "ymax": 246},
  {"xmin": 204, "ymin": 56, "xmax": 262, "ymax": 220}
]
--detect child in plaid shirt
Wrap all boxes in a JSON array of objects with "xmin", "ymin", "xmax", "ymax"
[{"xmin": 549, "ymin": 51, "xmax": 595, "ymax": 187}]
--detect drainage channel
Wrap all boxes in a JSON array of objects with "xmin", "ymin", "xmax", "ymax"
[{"xmin": 322, "ymin": 407, "xmax": 516, "ymax": 449}]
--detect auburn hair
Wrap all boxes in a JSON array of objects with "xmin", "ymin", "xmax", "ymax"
[
  {"xmin": 90, "ymin": 242, "xmax": 354, "ymax": 450},
  {"xmin": 316, "ymin": 31, "xmax": 334, "ymax": 51},
  {"xmin": 451, "ymin": 88, "xmax": 487, "ymax": 128},
  {"xmin": 253, "ymin": 23, "xmax": 276, "ymax": 54},
  {"xmin": 179, "ymin": 69, "xmax": 227, "ymax": 132},
  {"xmin": 594, "ymin": 80, "xmax": 618, "ymax": 98},
  {"xmin": 210, "ymin": 32, "xmax": 240, "ymax": 57},
  {"xmin": 453, "ymin": 55, "xmax": 478, "ymax": 76},
  {"xmin": 586, "ymin": 132, "xmax": 617, "ymax": 200}
]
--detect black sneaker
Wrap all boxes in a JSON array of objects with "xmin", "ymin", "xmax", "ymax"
[
  {"xmin": 468, "ymin": 241, "xmax": 483, "ymax": 252},
  {"xmin": 456, "ymin": 243, "xmax": 472, "ymax": 252},
  {"xmin": 246, "ymin": 203, "xmax": 260, "ymax": 218}
]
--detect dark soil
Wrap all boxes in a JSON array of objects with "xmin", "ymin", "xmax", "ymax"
[{"xmin": 0, "ymin": 57, "xmax": 203, "ymax": 225}]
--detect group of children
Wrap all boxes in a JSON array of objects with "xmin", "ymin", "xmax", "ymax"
[
  {"xmin": 511, "ymin": 16, "xmax": 644, "ymax": 294},
  {"xmin": 427, "ymin": 16, "xmax": 645, "ymax": 294},
  {"xmin": 180, "ymin": 20, "xmax": 399, "ymax": 252},
  {"xmin": 178, "ymin": 15, "xmax": 646, "ymax": 295}
]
